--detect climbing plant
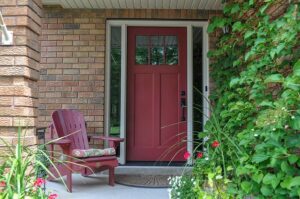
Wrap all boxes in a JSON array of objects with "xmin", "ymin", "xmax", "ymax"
[{"xmin": 196, "ymin": 0, "xmax": 300, "ymax": 198}]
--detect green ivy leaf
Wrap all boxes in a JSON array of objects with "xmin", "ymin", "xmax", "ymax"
[
  {"xmin": 288, "ymin": 155, "xmax": 299, "ymax": 164},
  {"xmin": 232, "ymin": 21, "xmax": 243, "ymax": 32},
  {"xmin": 293, "ymin": 60, "xmax": 300, "ymax": 76},
  {"xmin": 284, "ymin": 76, "xmax": 300, "ymax": 90},
  {"xmin": 265, "ymin": 74, "xmax": 284, "ymax": 83},
  {"xmin": 281, "ymin": 161, "xmax": 293, "ymax": 174},
  {"xmin": 281, "ymin": 176, "xmax": 293, "ymax": 189},
  {"xmin": 230, "ymin": 4, "xmax": 240, "ymax": 14},
  {"xmin": 261, "ymin": 185, "xmax": 273, "ymax": 196},
  {"xmin": 233, "ymin": 59, "xmax": 241, "ymax": 67},
  {"xmin": 291, "ymin": 116, "xmax": 300, "ymax": 130},
  {"xmin": 259, "ymin": 4, "xmax": 270, "ymax": 14},
  {"xmin": 207, "ymin": 17, "xmax": 228, "ymax": 33},
  {"xmin": 254, "ymin": 37, "xmax": 266, "ymax": 46},
  {"xmin": 230, "ymin": 78, "xmax": 240, "ymax": 88},
  {"xmin": 252, "ymin": 173, "xmax": 263, "ymax": 183},
  {"xmin": 290, "ymin": 177, "xmax": 300, "ymax": 188},
  {"xmin": 263, "ymin": 173, "xmax": 276, "ymax": 185},
  {"xmin": 259, "ymin": 101, "xmax": 274, "ymax": 107},
  {"xmin": 252, "ymin": 154, "xmax": 270, "ymax": 163},
  {"xmin": 263, "ymin": 173, "xmax": 281, "ymax": 189},
  {"xmin": 241, "ymin": 181, "xmax": 253, "ymax": 193},
  {"xmin": 244, "ymin": 30, "xmax": 255, "ymax": 39}
]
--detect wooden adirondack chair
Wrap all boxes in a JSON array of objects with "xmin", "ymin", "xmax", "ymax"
[{"xmin": 48, "ymin": 109, "xmax": 124, "ymax": 192}]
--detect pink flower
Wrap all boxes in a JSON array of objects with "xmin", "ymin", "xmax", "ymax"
[
  {"xmin": 34, "ymin": 178, "xmax": 45, "ymax": 187},
  {"xmin": 197, "ymin": 152, "xmax": 203, "ymax": 158},
  {"xmin": 184, "ymin": 151, "xmax": 191, "ymax": 160},
  {"xmin": 0, "ymin": 181, "xmax": 5, "ymax": 187},
  {"xmin": 212, "ymin": 140, "xmax": 220, "ymax": 148},
  {"xmin": 48, "ymin": 193, "xmax": 58, "ymax": 199}
]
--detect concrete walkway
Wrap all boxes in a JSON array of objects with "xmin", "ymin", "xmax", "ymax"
[{"xmin": 46, "ymin": 174, "xmax": 169, "ymax": 199}]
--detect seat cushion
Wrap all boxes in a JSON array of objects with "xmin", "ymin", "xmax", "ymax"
[{"xmin": 72, "ymin": 148, "xmax": 116, "ymax": 158}]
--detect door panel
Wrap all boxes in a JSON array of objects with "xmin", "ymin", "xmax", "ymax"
[
  {"xmin": 134, "ymin": 73, "xmax": 154, "ymax": 148},
  {"xmin": 127, "ymin": 27, "xmax": 187, "ymax": 161}
]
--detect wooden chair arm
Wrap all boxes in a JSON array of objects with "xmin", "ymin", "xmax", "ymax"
[
  {"xmin": 48, "ymin": 139, "xmax": 72, "ymax": 146},
  {"xmin": 88, "ymin": 135, "xmax": 124, "ymax": 148}
]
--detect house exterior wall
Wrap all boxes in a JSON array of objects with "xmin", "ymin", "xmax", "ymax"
[
  {"xmin": 39, "ymin": 7, "xmax": 221, "ymax": 141},
  {"xmin": 0, "ymin": 0, "xmax": 42, "ymax": 147}
]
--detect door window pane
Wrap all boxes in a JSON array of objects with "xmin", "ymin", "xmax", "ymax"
[
  {"xmin": 165, "ymin": 36, "xmax": 178, "ymax": 65},
  {"xmin": 192, "ymin": 27, "xmax": 203, "ymax": 154},
  {"xmin": 150, "ymin": 36, "xmax": 164, "ymax": 65},
  {"xmin": 110, "ymin": 27, "xmax": 121, "ymax": 137},
  {"xmin": 136, "ymin": 36, "xmax": 149, "ymax": 64},
  {"xmin": 135, "ymin": 35, "xmax": 179, "ymax": 66}
]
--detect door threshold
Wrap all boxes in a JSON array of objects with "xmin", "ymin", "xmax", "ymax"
[
  {"xmin": 115, "ymin": 165, "xmax": 192, "ymax": 176},
  {"xmin": 122, "ymin": 161, "xmax": 186, "ymax": 167}
]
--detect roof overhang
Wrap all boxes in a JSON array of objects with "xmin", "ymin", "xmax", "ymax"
[{"xmin": 42, "ymin": 0, "xmax": 223, "ymax": 10}]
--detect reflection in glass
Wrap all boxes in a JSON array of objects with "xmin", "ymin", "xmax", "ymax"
[
  {"xmin": 136, "ymin": 36, "xmax": 149, "ymax": 64},
  {"xmin": 135, "ymin": 35, "xmax": 179, "ymax": 66},
  {"xmin": 136, "ymin": 47, "xmax": 148, "ymax": 64},
  {"xmin": 151, "ymin": 36, "xmax": 164, "ymax": 46},
  {"xmin": 151, "ymin": 47, "xmax": 164, "ymax": 65},
  {"xmin": 192, "ymin": 27, "xmax": 203, "ymax": 153},
  {"xmin": 110, "ymin": 27, "xmax": 121, "ymax": 137},
  {"xmin": 150, "ymin": 36, "xmax": 164, "ymax": 65},
  {"xmin": 166, "ymin": 36, "xmax": 178, "ymax": 65}
]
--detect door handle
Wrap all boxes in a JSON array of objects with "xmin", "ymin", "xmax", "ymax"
[{"xmin": 181, "ymin": 98, "xmax": 186, "ymax": 121}]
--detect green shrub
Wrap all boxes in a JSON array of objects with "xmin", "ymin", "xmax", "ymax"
[
  {"xmin": 200, "ymin": 0, "xmax": 300, "ymax": 198},
  {"xmin": 0, "ymin": 127, "xmax": 57, "ymax": 199}
]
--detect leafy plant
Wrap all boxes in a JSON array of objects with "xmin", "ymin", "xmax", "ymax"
[
  {"xmin": 168, "ymin": 175, "xmax": 198, "ymax": 199},
  {"xmin": 201, "ymin": 0, "xmax": 300, "ymax": 198},
  {"xmin": 0, "ymin": 127, "xmax": 57, "ymax": 199}
]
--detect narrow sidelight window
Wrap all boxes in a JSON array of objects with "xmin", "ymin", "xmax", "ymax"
[
  {"xmin": 192, "ymin": 27, "xmax": 203, "ymax": 144},
  {"xmin": 109, "ymin": 27, "xmax": 121, "ymax": 137}
]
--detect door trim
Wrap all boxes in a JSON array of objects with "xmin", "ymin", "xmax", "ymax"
[{"xmin": 105, "ymin": 20, "xmax": 210, "ymax": 165}]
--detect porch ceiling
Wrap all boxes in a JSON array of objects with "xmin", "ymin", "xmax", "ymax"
[{"xmin": 42, "ymin": 0, "xmax": 223, "ymax": 10}]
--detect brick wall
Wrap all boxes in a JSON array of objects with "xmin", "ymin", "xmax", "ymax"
[
  {"xmin": 0, "ymin": 0, "xmax": 42, "ymax": 147},
  {"xmin": 39, "ymin": 7, "xmax": 221, "ymax": 138}
]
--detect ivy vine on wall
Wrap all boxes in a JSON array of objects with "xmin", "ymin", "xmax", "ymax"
[{"xmin": 203, "ymin": 0, "xmax": 300, "ymax": 198}]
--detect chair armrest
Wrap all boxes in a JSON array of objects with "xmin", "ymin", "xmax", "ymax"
[
  {"xmin": 47, "ymin": 139, "xmax": 72, "ymax": 158},
  {"xmin": 48, "ymin": 139, "xmax": 72, "ymax": 146},
  {"xmin": 88, "ymin": 135, "xmax": 124, "ymax": 148}
]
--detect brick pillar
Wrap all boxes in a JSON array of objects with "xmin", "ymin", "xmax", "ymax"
[{"xmin": 0, "ymin": 0, "xmax": 42, "ymax": 146}]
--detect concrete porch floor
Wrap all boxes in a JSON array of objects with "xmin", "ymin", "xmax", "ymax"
[{"xmin": 47, "ymin": 173, "xmax": 169, "ymax": 199}]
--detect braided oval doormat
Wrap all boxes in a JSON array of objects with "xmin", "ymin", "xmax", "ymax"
[{"xmin": 115, "ymin": 174, "xmax": 172, "ymax": 188}]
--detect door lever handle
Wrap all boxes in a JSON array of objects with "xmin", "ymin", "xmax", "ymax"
[
  {"xmin": 181, "ymin": 98, "xmax": 186, "ymax": 121},
  {"xmin": 181, "ymin": 98, "xmax": 186, "ymax": 107}
]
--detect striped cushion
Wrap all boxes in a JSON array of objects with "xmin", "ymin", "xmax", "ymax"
[{"xmin": 72, "ymin": 148, "xmax": 116, "ymax": 158}]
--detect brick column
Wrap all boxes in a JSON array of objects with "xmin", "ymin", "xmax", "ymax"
[{"xmin": 0, "ymin": 0, "xmax": 42, "ymax": 146}]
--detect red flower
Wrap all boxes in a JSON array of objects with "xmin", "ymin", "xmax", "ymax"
[
  {"xmin": 184, "ymin": 151, "xmax": 191, "ymax": 160},
  {"xmin": 0, "ymin": 181, "xmax": 5, "ymax": 187},
  {"xmin": 48, "ymin": 193, "xmax": 58, "ymax": 199},
  {"xmin": 34, "ymin": 178, "xmax": 45, "ymax": 187},
  {"xmin": 212, "ymin": 140, "xmax": 220, "ymax": 148},
  {"xmin": 197, "ymin": 152, "xmax": 203, "ymax": 158}
]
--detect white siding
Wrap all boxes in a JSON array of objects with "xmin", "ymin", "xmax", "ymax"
[{"xmin": 42, "ymin": 0, "xmax": 223, "ymax": 10}]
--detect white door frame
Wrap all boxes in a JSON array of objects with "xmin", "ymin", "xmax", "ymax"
[{"xmin": 105, "ymin": 20, "xmax": 210, "ymax": 164}]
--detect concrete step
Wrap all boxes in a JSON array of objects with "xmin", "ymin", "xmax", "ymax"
[{"xmin": 114, "ymin": 166, "xmax": 192, "ymax": 175}]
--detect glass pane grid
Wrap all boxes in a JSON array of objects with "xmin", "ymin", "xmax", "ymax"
[{"xmin": 135, "ymin": 35, "xmax": 178, "ymax": 66}]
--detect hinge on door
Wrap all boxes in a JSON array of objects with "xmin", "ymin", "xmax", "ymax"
[{"xmin": 205, "ymin": 86, "xmax": 208, "ymax": 92}]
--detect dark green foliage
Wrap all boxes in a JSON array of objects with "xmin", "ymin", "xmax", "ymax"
[{"xmin": 198, "ymin": 1, "xmax": 300, "ymax": 198}]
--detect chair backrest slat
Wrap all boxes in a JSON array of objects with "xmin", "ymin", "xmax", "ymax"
[{"xmin": 52, "ymin": 109, "xmax": 89, "ymax": 150}]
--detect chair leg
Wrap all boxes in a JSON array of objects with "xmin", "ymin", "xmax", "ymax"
[
  {"xmin": 81, "ymin": 168, "xmax": 94, "ymax": 177},
  {"xmin": 109, "ymin": 167, "xmax": 115, "ymax": 186},
  {"xmin": 66, "ymin": 170, "xmax": 72, "ymax": 192}
]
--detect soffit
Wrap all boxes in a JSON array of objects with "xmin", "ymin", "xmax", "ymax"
[{"xmin": 42, "ymin": 0, "xmax": 223, "ymax": 10}]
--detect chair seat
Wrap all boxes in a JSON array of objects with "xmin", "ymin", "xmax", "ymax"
[{"xmin": 72, "ymin": 148, "xmax": 116, "ymax": 158}]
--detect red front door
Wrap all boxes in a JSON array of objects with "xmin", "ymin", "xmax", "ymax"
[{"xmin": 127, "ymin": 27, "xmax": 187, "ymax": 161}]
